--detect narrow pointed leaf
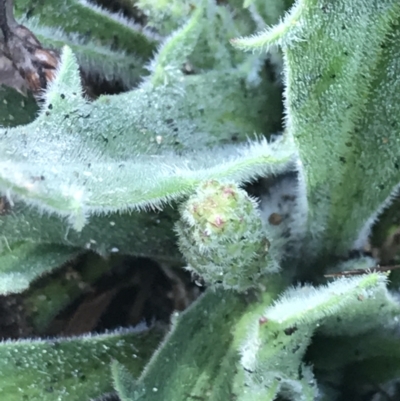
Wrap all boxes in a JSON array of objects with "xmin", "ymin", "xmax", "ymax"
[{"xmin": 265, "ymin": 273, "xmax": 400, "ymax": 336}]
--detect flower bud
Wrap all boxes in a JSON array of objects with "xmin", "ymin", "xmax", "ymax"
[{"xmin": 176, "ymin": 180, "xmax": 274, "ymax": 291}]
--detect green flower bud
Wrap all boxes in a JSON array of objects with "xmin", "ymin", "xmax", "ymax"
[{"xmin": 176, "ymin": 180, "xmax": 274, "ymax": 291}]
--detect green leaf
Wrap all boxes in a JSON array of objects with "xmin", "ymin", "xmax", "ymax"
[
  {"xmin": 112, "ymin": 276, "xmax": 320, "ymax": 401},
  {"xmin": 0, "ymin": 242, "xmax": 80, "ymax": 295},
  {"xmin": 15, "ymin": 0, "xmax": 158, "ymax": 58},
  {"xmin": 0, "ymin": 327, "xmax": 163, "ymax": 401},
  {"xmin": 310, "ymin": 331, "xmax": 400, "ymax": 396},
  {"xmin": 111, "ymin": 360, "xmax": 138, "ymax": 401},
  {"xmin": 264, "ymin": 273, "xmax": 400, "ymax": 336},
  {"xmin": 24, "ymin": 19, "xmax": 148, "ymax": 88},
  {"xmin": 0, "ymin": 46, "xmax": 292, "ymax": 231},
  {"xmin": 232, "ymin": 0, "xmax": 400, "ymax": 262},
  {"xmin": 0, "ymin": 201, "xmax": 181, "ymax": 262},
  {"xmin": 0, "ymin": 87, "xmax": 38, "ymax": 127},
  {"xmin": 310, "ymin": 330, "xmax": 400, "ymax": 372},
  {"xmin": 242, "ymin": 0, "xmax": 294, "ymax": 27},
  {"xmin": 148, "ymin": 1, "xmax": 204, "ymax": 85},
  {"xmin": 136, "ymin": 0, "xmax": 194, "ymax": 34},
  {"xmin": 120, "ymin": 288, "xmax": 250, "ymax": 401}
]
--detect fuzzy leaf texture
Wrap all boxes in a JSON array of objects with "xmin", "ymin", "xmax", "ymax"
[
  {"xmin": 9, "ymin": 0, "xmax": 160, "ymax": 92},
  {"xmin": 3, "ymin": 0, "xmax": 400, "ymax": 401},
  {"xmin": 113, "ymin": 273, "xmax": 400, "ymax": 401},
  {"xmin": 24, "ymin": 18, "xmax": 149, "ymax": 89},
  {"xmin": 14, "ymin": 0, "xmax": 158, "ymax": 58},
  {"xmin": 0, "ymin": 326, "xmax": 163, "ymax": 401},
  {"xmin": 233, "ymin": 0, "xmax": 400, "ymax": 262},
  {"xmin": 0, "ymin": 7, "xmax": 293, "ymax": 231},
  {"xmin": 0, "ymin": 0, "xmax": 290, "ymax": 295}
]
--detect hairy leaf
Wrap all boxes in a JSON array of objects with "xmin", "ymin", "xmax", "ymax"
[
  {"xmin": 0, "ymin": 45, "xmax": 291, "ymax": 231},
  {"xmin": 233, "ymin": 0, "xmax": 400, "ymax": 262},
  {"xmin": 265, "ymin": 273, "xmax": 400, "ymax": 336},
  {"xmin": 24, "ymin": 19, "xmax": 147, "ymax": 88},
  {"xmin": 0, "ymin": 201, "xmax": 181, "ymax": 261},
  {"xmin": 15, "ymin": 0, "xmax": 158, "ymax": 58},
  {"xmin": 0, "ymin": 327, "xmax": 163, "ymax": 401}
]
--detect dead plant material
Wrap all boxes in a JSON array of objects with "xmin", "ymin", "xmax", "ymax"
[
  {"xmin": 0, "ymin": 196, "xmax": 11, "ymax": 215},
  {"xmin": 0, "ymin": 0, "xmax": 59, "ymax": 97}
]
